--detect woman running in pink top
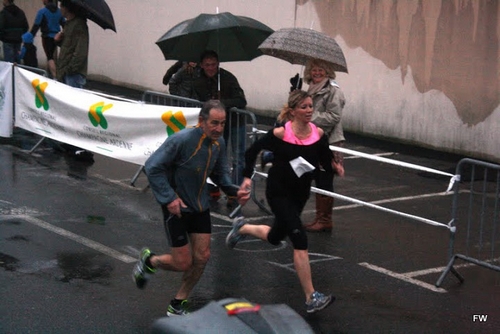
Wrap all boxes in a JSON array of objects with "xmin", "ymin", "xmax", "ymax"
[{"xmin": 226, "ymin": 90, "xmax": 335, "ymax": 314}]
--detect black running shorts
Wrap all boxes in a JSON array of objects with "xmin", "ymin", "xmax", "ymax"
[{"xmin": 161, "ymin": 207, "xmax": 211, "ymax": 248}]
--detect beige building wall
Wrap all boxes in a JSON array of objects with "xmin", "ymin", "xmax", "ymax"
[{"xmin": 18, "ymin": 0, "xmax": 500, "ymax": 162}]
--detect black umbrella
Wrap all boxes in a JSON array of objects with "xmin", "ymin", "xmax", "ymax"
[
  {"xmin": 156, "ymin": 12, "xmax": 273, "ymax": 62},
  {"xmin": 67, "ymin": 0, "xmax": 116, "ymax": 32}
]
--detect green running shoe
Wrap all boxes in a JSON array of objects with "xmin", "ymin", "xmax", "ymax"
[
  {"xmin": 167, "ymin": 299, "xmax": 190, "ymax": 316},
  {"xmin": 133, "ymin": 248, "xmax": 156, "ymax": 289}
]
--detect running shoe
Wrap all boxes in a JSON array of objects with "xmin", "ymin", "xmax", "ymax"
[
  {"xmin": 167, "ymin": 299, "xmax": 190, "ymax": 316},
  {"xmin": 133, "ymin": 248, "xmax": 156, "ymax": 289},
  {"xmin": 225, "ymin": 216, "xmax": 247, "ymax": 249},
  {"xmin": 306, "ymin": 291, "xmax": 335, "ymax": 313}
]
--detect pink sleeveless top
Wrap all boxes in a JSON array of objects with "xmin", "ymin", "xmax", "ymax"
[{"xmin": 282, "ymin": 121, "xmax": 321, "ymax": 145}]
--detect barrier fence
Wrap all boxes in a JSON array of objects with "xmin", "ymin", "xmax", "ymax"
[
  {"xmin": 250, "ymin": 146, "xmax": 456, "ymax": 230},
  {"xmin": 250, "ymin": 145, "xmax": 499, "ymax": 288},
  {"xmin": 142, "ymin": 90, "xmax": 203, "ymax": 108},
  {"xmin": 436, "ymin": 158, "xmax": 500, "ymax": 287}
]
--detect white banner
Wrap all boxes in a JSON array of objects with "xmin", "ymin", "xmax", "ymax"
[
  {"xmin": 14, "ymin": 67, "xmax": 201, "ymax": 165},
  {"xmin": 0, "ymin": 61, "xmax": 13, "ymax": 137}
]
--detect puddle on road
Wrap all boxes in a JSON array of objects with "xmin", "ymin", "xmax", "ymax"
[
  {"xmin": 57, "ymin": 252, "xmax": 113, "ymax": 283},
  {"xmin": 87, "ymin": 215, "xmax": 106, "ymax": 225},
  {"xmin": 0, "ymin": 252, "xmax": 19, "ymax": 271},
  {"xmin": 6, "ymin": 235, "xmax": 30, "ymax": 242},
  {"xmin": 0, "ymin": 218, "xmax": 22, "ymax": 225},
  {"xmin": 0, "ymin": 251, "xmax": 112, "ymax": 282}
]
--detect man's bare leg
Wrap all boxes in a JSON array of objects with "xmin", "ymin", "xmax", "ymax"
[
  {"xmin": 48, "ymin": 59, "xmax": 56, "ymax": 79},
  {"xmin": 174, "ymin": 233, "xmax": 211, "ymax": 300}
]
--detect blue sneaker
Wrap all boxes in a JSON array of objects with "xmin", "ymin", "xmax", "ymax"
[
  {"xmin": 306, "ymin": 291, "xmax": 334, "ymax": 313},
  {"xmin": 225, "ymin": 216, "xmax": 247, "ymax": 249},
  {"xmin": 133, "ymin": 248, "xmax": 156, "ymax": 289}
]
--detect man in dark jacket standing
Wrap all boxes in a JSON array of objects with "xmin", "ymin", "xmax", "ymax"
[
  {"xmin": 55, "ymin": 0, "xmax": 88, "ymax": 88},
  {"xmin": 0, "ymin": 0, "xmax": 29, "ymax": 63},
  {"xmin": 51, "ymin": 0, "xmax": 92, "ymax": 161},
  {"xmin": 192, "ymin": 50, "xmax": 247, "ymax": 205}
]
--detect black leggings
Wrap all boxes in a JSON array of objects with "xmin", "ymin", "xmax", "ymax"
[
  {"xmin": 42, "ymin": 37, "xmax": 57, "ymax": 60},
  {"xmin": 267, "ymin": 195, "xmax": 309, "ymax": 250}
]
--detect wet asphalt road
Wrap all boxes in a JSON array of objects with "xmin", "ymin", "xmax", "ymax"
[{"xmin": 1, "ymin": 85, "xmax": 499, "ymax": 333}]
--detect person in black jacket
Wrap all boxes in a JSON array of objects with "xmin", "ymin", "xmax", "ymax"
[
  {"xmin": 0, "ymin": 0, "xmax": 28, "ymax": 63},
  {"xmin": 191, "ymin": 50, "xmax": 247, "ymax": 206},
  {"xmin": 162, "ymin": 60, "xmax": 183, "ymax": 86}
]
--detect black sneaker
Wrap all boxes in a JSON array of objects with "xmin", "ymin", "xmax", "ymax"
[
  {"xmin": 132, "ymin": 248, "xmax": 156, "ymax": 289},
  {"xmin": 74, "ymin": 149, "xmax": 94, "ymax": 162},
  {"xmin": 167, "ymin": 299, "xmax": 189, "ymax": 316},
  {"xmin": 225, "ymin": 216, "xmax": 247, "ymax": 249}
]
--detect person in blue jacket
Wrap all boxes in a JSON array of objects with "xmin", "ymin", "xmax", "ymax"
[
  {"xmin": 133, "ymin": 100, "xmax": 242, "ymax": 317},
  {"xmin": 19, "ymin": 31, "xmax": 37, "ymax": 67},
  {"xmin": 30, "ymin": 0, "xmax": 65, "ymax": 78}
]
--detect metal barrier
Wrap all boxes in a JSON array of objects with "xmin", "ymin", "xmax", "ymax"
[
  {"xmin": 228, "ymin": 107, "xmax": 271, "ymax": 214},
  {"xmin": 16, "ymin": 64, "xmax": 49, "ymax": 77},
  {"xmin": 242, "ymin": 139, "xmax": 500, "ymax": 289},
  {"xmin": 249, "ymin": 143, "xmax": 460, "ymax": 220},
  {"xmin": 141, "ymin": 90, "xmax": 203, "ymax": 108},
  {"xmin": 436, "ymin": 158, "xmax": 500, "ymax": 287}
]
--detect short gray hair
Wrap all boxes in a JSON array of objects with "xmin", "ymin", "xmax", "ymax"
[{"xmin": 199, "ymin": 100, "xmax": 226, "ymax": 120}]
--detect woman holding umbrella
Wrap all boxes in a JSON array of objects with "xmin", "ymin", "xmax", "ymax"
[{"xmin": 303, "ymin": 58, "xmax": 346, "ymax": 233}]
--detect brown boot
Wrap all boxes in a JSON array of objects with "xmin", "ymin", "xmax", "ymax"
[
  {"xmin": 305, "ymin": 195, "xmax": 333, "ymax": 232},
  {"xmin": 304, "ymin": 193, "xmax": 321, "ymax": 228}
]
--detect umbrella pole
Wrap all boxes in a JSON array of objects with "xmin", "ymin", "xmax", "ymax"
[
  {"xmin": 216, "ymin": 7, "xmax": 221, "ymax": 99},
  {"xmin": 218, "ymin": 68, "xmax": 221, "ymax": 99}
]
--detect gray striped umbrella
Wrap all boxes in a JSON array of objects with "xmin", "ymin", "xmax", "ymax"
[{"xmin": 258, "ymin": 27, "xmax": 348, "ymax": 73}]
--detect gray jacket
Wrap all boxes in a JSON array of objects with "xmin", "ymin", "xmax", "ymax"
[
  {"xmin": 311, "ymin": 79, "xmax": 346, "ymax": 144},
  {"xmin": 145, "ymin": 127, "xmax": 237, "ymax": 213}
]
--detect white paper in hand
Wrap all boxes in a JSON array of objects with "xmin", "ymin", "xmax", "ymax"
[{"xmin": 289, "ymin": 156, "xmax": 315, "ymax": 178}]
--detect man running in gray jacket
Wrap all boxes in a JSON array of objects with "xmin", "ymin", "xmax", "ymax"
[{"xmin": 133, "ymin": 99, "xmax": 241, "ymax": 317}]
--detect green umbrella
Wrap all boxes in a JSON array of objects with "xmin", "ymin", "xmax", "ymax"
[{"xmin": 155, "ymin": 12, "xmax": 274, "ymax": 63}]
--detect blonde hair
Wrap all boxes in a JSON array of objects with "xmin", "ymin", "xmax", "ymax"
[
  {"xmin": 303, "ymin": 58, "xmax": 336, "ymax": 84},
  {"xmin": 277, "ymin": 90, "xmax": 311, "ymax": 123}
]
